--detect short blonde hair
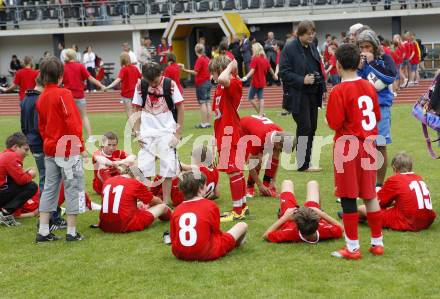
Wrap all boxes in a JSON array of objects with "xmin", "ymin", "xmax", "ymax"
[
  {"xmin": 64, "ymin": 48, "xmax": 77, "ymax": 62},
  {"xmin": 252, "ymin": 42, "xmax": 266, "ymax": 57},
  {"xmin": 208, "ymin": 55, "xmax": 232, "ymax": 75},
  {"xmin": 391, "ymin": 152, "xmax": 413, "ymax": 173},
  {"xmin": 195, "ymin": 43, "xmax": 205, "ymax": 55},
  {"xmin": 120, "ymin": 52, "xmax": 131, "ymax": 66}
]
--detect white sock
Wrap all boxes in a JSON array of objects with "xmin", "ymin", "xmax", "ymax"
[
  {"xmin": 371, "ymin": 236, "xmax": 384, "ymax": 247},
  {"xmin": 345, "ymin": 235, "xmax": 360, "ymax": 252},
  {"xmin": 67, "ymin": 226, "xmax": 76, "ymax": 236},
  {"xmin": 39, "ymin": 224, "xmax": 50, "ymax": 236}
]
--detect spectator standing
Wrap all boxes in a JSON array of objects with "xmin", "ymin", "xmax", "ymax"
[
  {"xmin": 73, "ymin": 44, "xmax": 81, "ymax": 62},
  {"xmin": 416, "ymin": 38, "xmax": 427, "ymax": 79},
  {"xmin": 279, "ymin": 20, "xmax": 326, "ymax": 172},
  {"xmin": 408, "ymin": 32, "xmax": 420, "ymax": 86},
  {"xmin": 164, "ymin": 53, "xmax": 183, "ymax": 94},
  {"xmin": 137, "ymin": 37, "xmax": 152, "ymax": 66},
  {"xmin": 1, "ymin": 56, "xmax": 39, "ymax": 102},
  {"xmin": 83, "ymin": 46, "xmax": 97, "ymax": 92},
  {"xmin": 321, "ymin": 33, "xmax": 331, "ymax": 56},
  {"xmin": 229, "ymin": 34, "xmax": 243, "ymax": 78},
  {"xmin": 180, "ymin": 44, "xmax": 211, "ymax": 129},
  {"xmin": 122, "ymin": 42, "xmax": 137, "ymax": 65},
  {"xmin": 145, "ymin": 37, "xmax": 156, "ymax": 59},
  {"xmin": 9, "ymin": 54, "xmax": 21, "ymax": 76},
  {"xmin": 264, "ymin": 32, "xmax": 278, "ymax": 86},
  {"xmin": 157, "ymin": 37, "xmax": 172, "ymax": 65},
  {"xmin": 392, "ymin": 34, "xmax": 406, "ymax": 89},
  {"xmin": 199, "ymin": 37, "xmax": 211, "ymax": 59},
  {"xmin": 63, "ymin": 49, "xmax": 105, "ymax": 142},
  {"xmin": 325, "ymin": 43, "xmax": 340, "ymax": 86},
  {"xmin": 240, "ymin": 33, "xmax": 252, "ymax": 86},
  {"xmin": 37, "ymin": 51, "xmax": 51, "ymax": 69},
  {"xmin": 58, "ymin": 43, "xmax": 67, "ymax": 64},
  {"xmin": 0, "ymin": 0, "xmax": 6, "ymax": 30}
]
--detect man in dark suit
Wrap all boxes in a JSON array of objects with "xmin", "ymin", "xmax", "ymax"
[
  {"xmin": 279, "ymin": 20, "xmax": 326, "ymax": 172},
  {"xmin": 229, "ymin": 34, "xmax": 243, "ymax": 78},
  {"xmin": 240, "ymin": 33, "xmax": 252, "ymax": 86}
]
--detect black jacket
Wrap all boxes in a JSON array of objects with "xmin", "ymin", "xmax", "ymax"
[
  {"xmin": 20, "ymin": 89, "xmax": 43, "ymax": 153},
  {"xmin": 279, "ymin": 38, "xmax": 326, "ymax": 115}
]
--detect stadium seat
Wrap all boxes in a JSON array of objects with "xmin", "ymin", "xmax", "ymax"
[
  {"xmin": 289, "ymin": 0, "xmax": 300, "ymax": 6},
  {"xmin": 23, "ymin": 8, "xmax": 38, "ymax": 21},
  {"xmin": 264, "ymin": 0, "xmax": 274, "ymax": 7},
  {"xmin": 150, "ymin": 3, "xmax": 160, "ymax": 14},
  {"xmin": 314, "ymin": 0, "xmax": 326, "ymax": 4},
  {"xmin": 274, "ymin": 0, "xmax": 285, "ymax": 7},
  {"xmin": 47, "ymin": 8, "xmax": 59, "ymax": 20},
  {"xmin": 107, "ymin": 4, "xmax": 120, "ymax": 16},
  {"xmin": 223, "ymin": 0, "xmax": 236, "ymax": 9},
  {"xmin": 341, "ymin": 0, "xmax": 353, "ymax": 3},
  {"xmin": 173, "ymin": 1, "xmax": 185, "ymax": 13},
  {"xmin": 197, "ymin": 1, "xmax": 211, "ymax": 11},
  {"xmin": 249, "ymin": 0, "xmax": 261, "ymax": 8},
  {"xmin": 131, "ymin": 3, "xmax": 146, "ymax": 15},
  {"xmin": 161, "ymin": 3, "xmax": 171, "ymax": 14}
]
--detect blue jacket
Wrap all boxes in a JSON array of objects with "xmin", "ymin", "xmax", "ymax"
[
  {"xmin": 20, "ymin": 89, "xmax": 43, "ymax": 153},
  {"xmin": 357, "ymin": 53, "xmax": 397, "ymax": 107}
]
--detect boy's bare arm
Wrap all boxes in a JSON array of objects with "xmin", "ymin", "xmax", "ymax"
[
  {"xmin": 218, "ymin": 60, "xmax": 237, "ymax": 87},
  {"xmin": 175, "ymin": 103, "xmax": 184, "ymax": 138},
  {"xmin": 263, "ymin": 208, "xmax": 295, "ymax": 239},
  {"xmin": 310, "ymin": 207, "xmax": 344, "ymax": 232}
]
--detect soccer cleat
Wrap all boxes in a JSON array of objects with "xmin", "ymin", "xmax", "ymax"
[
  {"xmin": 50, "ymin": 218, "xmax": 67, "ymax": 231},
  {"xmin": 335, "ymin": 197, "xmax": 341, "ymax": 203},
  {"xmin": 163, "ymin": 231, "xmax": 171, "ymax": 245},
  {"xmin": 337, "ymin": 211, "xmax": 343, "ymax": 219},
  {"xmin": 66, "ymin": 232, "xmax": 85, "ymax": 242},
  {"xmin": 242, "ymin": 206, "xmax": 250, "ymax": 216},
  {"xmin": 263, "ymin": 182, "xmax": 277, "ymax": 197},
  {"xmin": 36, "ymin": 233, "xmax": 61, "ymax": 243},
  {"xmin": 220, "ymin": 211, "xmax": 246, "ymax": 223},
  {"xmin": 246, "ymin": 186, "xmax": 255, "ymax": 198},
  {"xmin": 369, "ymin": 245, "xmax": 384, "ymax": 256},
  {"xmin": 331, "ymin": 246, "xmax": 362, "ymax": 260},
  {"xmin": 0, "ymin": 213, "xmax": 21, "ymax": 227}
]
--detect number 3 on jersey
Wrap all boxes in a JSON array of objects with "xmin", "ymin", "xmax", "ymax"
[
  {"xmin": 179, "ymin": 213, "xmax": 198, "ymax": 247},
  {"xmin": 358, "ymin": 96, "xmax": 377, "ymax": 131}
]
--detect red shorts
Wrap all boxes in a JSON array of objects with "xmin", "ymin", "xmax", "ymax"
[
  {"xmin": 100, "ymin": 210, "xmax": 154, "ymax": 233},
  {"xmin": 279, "ymin": 192, "xmax": 321, "ymax": 217},
  {"xmin": 382, "ymin": 208, "xmax": 436, "ymax": 232},
  {"xmin": 217, "ymin": 145, "xmax": 246, "ymax": 174},
  {"xmin": 13, "ymin": 187, "xmax": 40, "ymax": 217},
  {"xmin": 333, "ymin": 139, "xmax": 376, "ymax": 199},
  {"xmin": 174, "ymin": 232, "xmax": 236, "ymax": 261}
]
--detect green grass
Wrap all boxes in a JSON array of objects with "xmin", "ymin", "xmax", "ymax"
[{"xmin": 0, "ymin": 105, "xmax": 439, "ymax": 298}]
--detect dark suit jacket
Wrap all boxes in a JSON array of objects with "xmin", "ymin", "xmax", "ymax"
[
  {"xmin": 241, "ymin": 39, "xmax": 252, "ymax": 63},
  {"xmin": 279, "ymin": 38, "xmax": 326, "ymax": 115}
]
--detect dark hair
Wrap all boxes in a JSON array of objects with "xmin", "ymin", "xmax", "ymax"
[
  {"xmin": 167, "ymin": 53, "xmax": 176, "ymax": 63},
  {"xmin": 103, "ymin": 131, "xmax": 118, "ymax": 143},
  {"xmin": 142, "ymin": 62, "xmax": 162, "ymax": 82},
  {"xmin": 12, "ymin": 54, "xmax": 17, "ymax": 59},
  {"xmin": 293, "ymin": 207, "xmax": 320, "ymax": 236},
  {"xmin": 39, "ymin": 56, "xmax": 64, "ymax": 85},
  {"xmin": 35, "ymin": 75, "xmax": 43, "ymax": 87},
  {"xmin": 179, "ymin": 171, "xmax": 206, "ymax": 200},
  {"xmin": 276, "ymin": 40, "xmax": 285, "ymax": 51},
  {"xmin": 6, "ymin": 132, "xmax": 28, "ymax": 148},
  {"xmin": 325, "ymin": 33, "xmax": 331, "ymax": 38},
  {"xmin": 335, "ymin": 43, "xmax": 360, "ymax": 71},
  {"xmin": 219, "ymin": 40, "xmax": 229, "ymax": 54},
  {"xmin": 297, "ymin": 20, "xmax": 315, "ymax": 37}
]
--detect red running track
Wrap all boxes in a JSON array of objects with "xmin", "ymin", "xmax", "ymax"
[{"xmin": 0, "ymin": 81, "xmax": 430, "ymax": 116}]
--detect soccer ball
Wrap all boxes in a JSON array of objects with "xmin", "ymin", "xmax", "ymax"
[{"xmin": 367, "ymin": 72, "xmax": 387, "ymax": 91}]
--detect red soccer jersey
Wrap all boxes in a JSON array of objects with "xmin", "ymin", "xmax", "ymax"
[
  {"xmin": 170, "ymin": 198, "xmax": 225, "ymax": 260},
  {"xmin": 99, "ymin": 175, "xmax": 153, "ymax": 232},
  {"xmin": 410, "ymin": 42, "xmax": 420, "ymax": 65},
  {"xmin": 383, "ymin": 46, "xmax": 392, "ymax": 56},
  {"xmin": 63, "ymin": 61, "xmax": 91, "ymax": 99},
  {"xmin": 403, "ymin": 41, "xmax": 413, "ymax": 60},
  {"xmin": 226, "ymin": 51, "xmax": 235, "ymax": 60},
  {"xmin": 276, "ymin": 51, "xmax": 281, "ymax": 65},
  {"xmin": 194, "ymin": 55, "xmax": 210, "ymax": 87},
  {"xmin": 240, "ymin": 115, "xmax": 282, "ymax": 156},
  {"xmin": 329, "ymin": 54, "xmax": 338, "ymax": 76},
  {"xmin": 0, "ymin": 149, "xmax": 33, "ymax": 186},
  {"xmin": 267, "ymin": 219, "xmax": 343, "ymax": 243},
  {"xmin": 164, "ymin": 63, "xmax": 183, "ymax": 94},
  {"xmin": 326, "ymin": 78, "xmax": 381, "ymax": 141},
  {"xmin": 392, "ymin": 46, "xmax": 404, "ymax": 65},
  {"xmin": 250, "ymin": 54, "xmax": 270, "ymax": 88},
  {"xmin": 378, "ymin": 172, "xmax": 436, "ymax": 231},
  {"xmin": 92, "ymin": 149, "xmax": 128, "ymax": 193},
  {"xmin": 213, "ymin": 75, "xmax": 243, "ymax": 150},
  {"xmin": 13, "ymin": 68, "xmax": 39, "ymax": 101},
  {"xmin": 119, "ymin": 64, "xmax": 141, "ymax": 98}
]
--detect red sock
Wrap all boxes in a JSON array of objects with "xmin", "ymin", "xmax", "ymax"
[
  {"xmin": 366, "ymin": 211, "xmax": 383, "ymax": 238},
  {"xmin": 159, "ymin": 207, "xmax": 172, "ymax": 221},
  {"xmin": 342, "ymin": 212, "xmax": 359, "ymax": 241},
  {"xmin": 279, "ymin": 192, "xmax": 298, "ymax": 216},
  {"xmin": 264, "ymin": 158, "xmax": 279, "ymax": 181},
  {"xmin": 230, "ymin": 173, "xmax": 246, "ymax": 214}
]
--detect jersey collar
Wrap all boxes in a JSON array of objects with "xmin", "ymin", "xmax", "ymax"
[
  {"xmin": 341, "ymin": 77, "xmax": 361, "ymax": 83},
  {"xmin": 299, "ymin": 231, "xmax": 320, "ymax": 244}
]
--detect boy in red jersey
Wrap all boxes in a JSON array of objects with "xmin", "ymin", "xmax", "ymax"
[
  {"xmin": 92, "ymin": 132, "xmax": 136, "ymax": 195},
  {"xmin": 180, "ymin": 43, "xmax": 212, "ymax": 129},
  {"xmin": 163, "ymin": 53, "xmax": 183, "ymax": 94},
  {"xmin": 104, "ymin": 52, "xmax": 142, "ymax": 125},
  {"xmin": 358, "ymin": 152, "xmax": 436, "ymax": 231},
  {"xmin": 263, "ymin": 180, "xmax": 343, "ymax": 243},
  {"xmin": 240, "ymin": 115, "xmax": 292, "ymax": 198},
  {"xmin": 209, "ymin": 56, "xmax": 248, "ymax": 222},
  {"xmin": 170, "ymin": 171, "xmax": 247, "ymax": 261},
  {"xmin": 0, "ymin": 56, "xmax": 39, "ymax": 101},
  {"xmin": 150, "ymin": 145, "xmax": 219, "ymax": 207},
  {"xmin": 99, "ymin": 165, "xmax": 171, "ymax": 233},
  {"xmin": 36, "ymin": 56, "xmax": 86, "ymax": 242},
  {"xmin": 326, "ymin": 43, "xmax": 384, "ymax": 260},
  {"xmin": 243, "ymin": 43, "xmax": 277, "ymax": 116}
]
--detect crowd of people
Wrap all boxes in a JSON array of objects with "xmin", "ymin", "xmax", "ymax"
[{"xmin": 0, "ymin": 20, "xmax": 437, "ymax": 262}]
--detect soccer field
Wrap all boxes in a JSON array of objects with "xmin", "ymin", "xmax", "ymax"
[{"xmin": 0, "ymin": 105, "xmax": 439, "ymax": 298}]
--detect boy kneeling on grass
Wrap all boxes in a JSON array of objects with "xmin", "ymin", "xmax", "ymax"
[
  {"xmin": 170, "ymin": 171, "xmax": 247, "ymax": 261},
  {"xmin": 263, "ymin": 180, "xmax": 343, "ymax": 243}
]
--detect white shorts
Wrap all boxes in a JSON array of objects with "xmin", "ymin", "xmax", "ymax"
[{"xmin": 138, "ymin": 134, "xmax": 178, "ymax": 178}]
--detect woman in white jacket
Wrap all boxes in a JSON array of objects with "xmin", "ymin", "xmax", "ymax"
[{"xmin": 83, "ymin": 46, "xmax": 96, "ymax": 92}]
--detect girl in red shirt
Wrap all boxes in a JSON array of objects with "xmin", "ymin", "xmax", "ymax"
[
  {"xmin": 104, "ymin": 52, "xmax": 141, "ymax": 127},
  {"xmin": 325, "ymin": 43, "xmax": 340, "ymax": 86},
  {"xmin": 243, "ymin": 43, "xmax": 277, "ymax": 116},
  {"xmin": 63, "ymin": 49, "xmax": 105, "ymax": 142},
  {"xmin": 0, "ymin": 56, "xmax": 39, "ymax": 101},
  {"xmin": 157, "ymin": 37, "xmax": 172, "ymax": 65},
  {"xmin": 163, "ymin": 53, "xmax": 183, "ymax": 94}
]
